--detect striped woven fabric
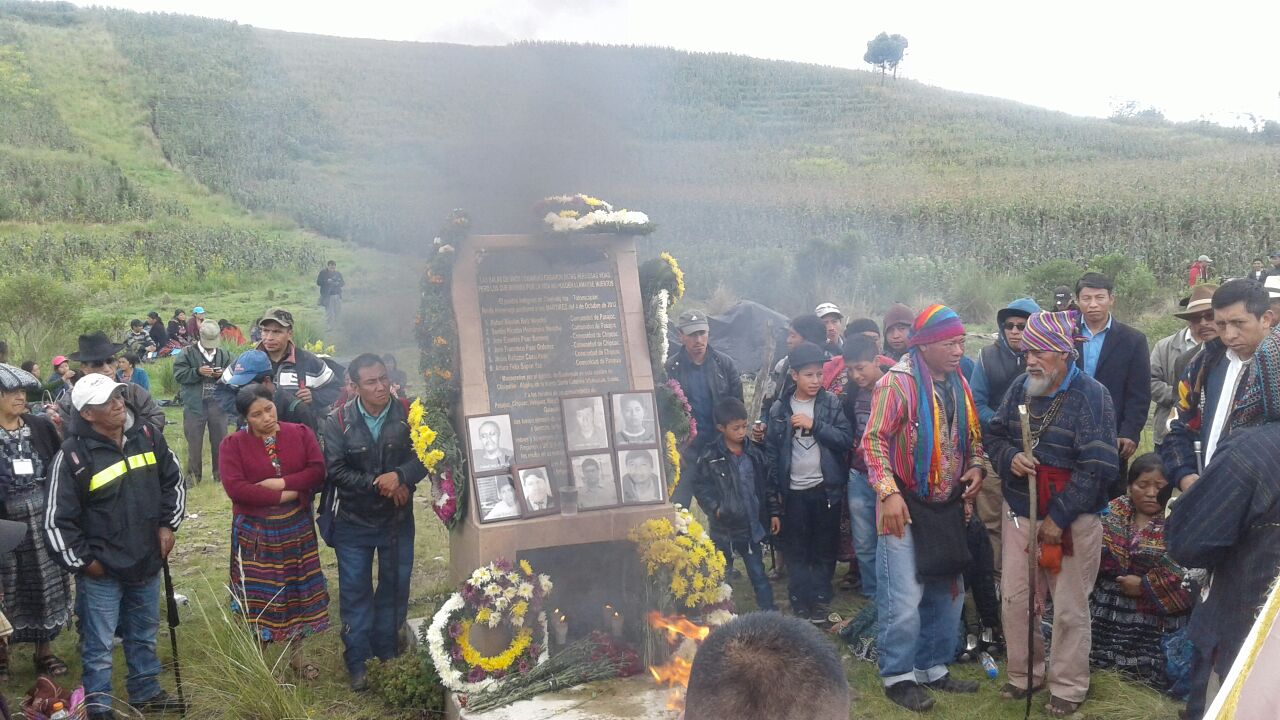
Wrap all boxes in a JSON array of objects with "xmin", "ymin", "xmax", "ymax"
[{"xmin": 230, "ymin": 504, "xmax": 330, "ymax": 642}]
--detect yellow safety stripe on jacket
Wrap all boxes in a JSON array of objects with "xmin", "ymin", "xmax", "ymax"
[{"xmin": 88, "ymin": 452, "xmax": 157, "ymax": 492}]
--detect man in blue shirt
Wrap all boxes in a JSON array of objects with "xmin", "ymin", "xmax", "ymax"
[{"xmin": 1074, "ymin": 272, "xmax": 1151, "ymax": 497}]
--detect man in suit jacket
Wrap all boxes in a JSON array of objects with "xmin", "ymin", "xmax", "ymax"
[{"xmin": 1074, "ymin": 272, "xmax": 1151, "ymax": 497}]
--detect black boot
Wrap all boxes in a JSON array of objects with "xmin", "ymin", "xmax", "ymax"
[{"xmin": 885, "ymin": 681, "xmax": 935, "ymax": 712}]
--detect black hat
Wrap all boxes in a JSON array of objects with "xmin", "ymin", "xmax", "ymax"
[
  {"xmin": 1052, "ymin": 286, "xmax": 1072, "ymax": 301},
  {"xmin": 788, "ymin": 342, "xmax": 827, "ymax": 370},
  {"xmin": 68, "ymin": 332, "xmax": 124, "ymax": 364}
]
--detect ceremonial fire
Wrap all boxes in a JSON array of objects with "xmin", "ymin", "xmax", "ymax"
[{"xmin": 647, "ymin": 611, "xmax": 711, "ymax": 711}]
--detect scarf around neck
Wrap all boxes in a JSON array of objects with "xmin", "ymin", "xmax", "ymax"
[{"xmin": 908, "ymin": 349, "xmax": 982, "ymax": 498}]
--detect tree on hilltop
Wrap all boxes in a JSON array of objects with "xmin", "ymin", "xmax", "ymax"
[{"xmin": 864, "ymin": 32, "xmax": 908, "ymax": 82}]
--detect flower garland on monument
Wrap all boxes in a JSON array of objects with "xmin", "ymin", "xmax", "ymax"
[
  {"xmin": 426, "ymin": 559, "xmax": 554, "ymax": 694},
  {"xmin": 414, "ymin": 209, "xmax": 471, "ymax": 528},
  {"xmin": 536, "ymin": 194, "xmax": 657, "ymax": 235},
  {"xmin": 638, "ymin": 251, "xmax": 696, "ymax": 492}
]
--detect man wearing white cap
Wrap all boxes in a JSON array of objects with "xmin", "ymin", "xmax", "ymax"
[
  {"xmin": 1188, "ymin": 255, "xmax": 1213, "ymax": 288},
  {"xmin": 815, "ymin": 302, "xmax": 844, "ymax": 355},
  {"xmin": 172, "ymin": 320, "xmax": 232, "ymax": 485},
  {"xmin": 44, "ymin": 374, "xmax": 186, "ymax": 719}
]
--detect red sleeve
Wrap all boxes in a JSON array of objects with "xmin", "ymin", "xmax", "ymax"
[
  {"xmin": 219, "ymin": 433, "xmax": 284, "ymax": 506},
  {"xmin": 281, "ymin": 424, "xmax": 326, "ymax": 493}
]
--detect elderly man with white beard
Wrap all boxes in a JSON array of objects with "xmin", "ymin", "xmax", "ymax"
[{"xmin": 982, "ymin": 310, "xmax": 1119, "ymax": 719}]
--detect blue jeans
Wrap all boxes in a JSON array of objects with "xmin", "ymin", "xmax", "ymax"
[
  {"xmin": 714, "ymin": 539, "xmax": 775, "ymax": 611},
  {"xmin": 782, "ymin": 487, "xmax": 840, "ymax": 613},
  {"xmin": 875, "ymin": 526, "xmax": 965, "ymax": 687},
  {"xmin": 334, "ymin": 516, "xmax": 414, "ymax": 676},
  {"xmin": 78, "ymin": 573, "xmax": 163, "ymax": 713},
  {"xmin": 847, "ymin": 469, "xmax": 878, "ymax": 599}
]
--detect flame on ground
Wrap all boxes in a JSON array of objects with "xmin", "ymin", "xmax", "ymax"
[{"xmin": 646, "ymin": 612, "xmax": 710, "ymax": 713}]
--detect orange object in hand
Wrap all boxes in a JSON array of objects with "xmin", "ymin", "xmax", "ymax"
[{"xmin": 1038, "ymin": 544, "xmax": 1063, "ymax": 574}]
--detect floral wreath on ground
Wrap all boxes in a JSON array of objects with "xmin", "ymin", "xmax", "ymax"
[
  {"xmin": 415, "ymin": 210, "xmax": 470, "ymax": 528},
  {"xmin": 536, "ymin": 194, "xmax": 656, "ymax": 235},
  {"xmin": 427, "ymin": 559, "xmax": 554, "ymax": 695},
  {"xmin": 629, "ymin": 506, "xmax": 732, "ymax": 616}
]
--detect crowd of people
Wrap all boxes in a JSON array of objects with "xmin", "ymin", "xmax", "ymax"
[
  {"xmin": 0, "ymin": 253, "xmax": 1277, "ymax": 718},
  {"xmin": 0, "ymin": 297, "xmax": 418, "ymax": 718},
  {"xmin": 679, "ymin": 267, "xmax": 1280, "ymax": 717}
]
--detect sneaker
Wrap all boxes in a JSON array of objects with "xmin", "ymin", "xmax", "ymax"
[
  {"xmin": 350, "ymin": 671, "xmax": 369, "ymax": 692},
  {"xmin": 809, "ymin": 606, "xmax": 832, "ymax": 626},
  {"xmin": 925, "ymin": 674, "xmax": 980, "ymax": 694},
  {"xmin": 885, "ymin": 681, "xmax": 935, "ymax": 712},
  {"xmin": 133, "ymin": 691, "xmax": 189, "ymax": 713}
]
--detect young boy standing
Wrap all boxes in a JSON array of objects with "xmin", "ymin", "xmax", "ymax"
[
  {"xmin": 692, "ymin": 398, "xmax": 780, "ymax": 611},
  {"xmin": 843, "ymin": 335, "xmax": 890, "ymax": 600},
  {"xmin": 764, "ymin": 342, "xmax": 854, "ymax": 622}
]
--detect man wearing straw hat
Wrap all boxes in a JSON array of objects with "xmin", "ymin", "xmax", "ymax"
[
  {"xmin": 983, "ymin": 309, "xmax": 1118, "ymax": 718},
  {"xmin": 1150, "ymin": 284, "xmax": 1218, "ymax": 449}
]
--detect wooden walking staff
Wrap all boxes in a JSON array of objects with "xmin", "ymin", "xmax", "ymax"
[{"xmin": 1017, "ymin": 404, "xmax": 1037, "ymax": 720}]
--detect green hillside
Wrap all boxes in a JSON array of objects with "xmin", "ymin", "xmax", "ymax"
[{"xmin": 3, "ymin": 0, "xmax": 1278, "ymax": 317}]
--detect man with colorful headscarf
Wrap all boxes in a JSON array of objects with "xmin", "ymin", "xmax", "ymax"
[
  {"xmin": 983, "ymin": 310, "xmax": 1118, "ymax": 719},
  {"xmin": 862, "ymin": 304, "xmax": 988, "ymax": 713}
]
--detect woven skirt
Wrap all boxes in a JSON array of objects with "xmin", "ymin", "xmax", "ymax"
[
  {"xmin": 230, "ymin": 504, "xmax": 330, "ymax": 642},
  {"xmin": 1089, "ymin": 578, "xmax": 1187, "ymax": 688},
  {"xmin": 0, "ymin": 486, "xmax": 72, "ymax": 643}
]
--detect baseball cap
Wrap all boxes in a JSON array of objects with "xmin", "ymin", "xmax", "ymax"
[
  {"xmin": 1197, "ymin": 255, "xmax": 1212, "ymax": 263},
  {"xmin": 260, "ymin": 307, "xmax": 294, "ymax": 328},
  {"xmin": 192, "ymin": 306, "xmax": 205, "ymax": 314},
  {"xmin": 72, "ymin": 374, "xmax": 124, "ymax": 411},
  {"xmin": 814, "ymin": 302, "xmax": 843, "ymax": 319},
  {"xmin": 1052, "ymin": 286, "xmax": 1072, "ymax": 301},
  {"xmin": 52, "ymin": 355, "xmax": 67, "ymax": 367},
  {"xmin": 1270, "ymin": 250, "xmax": 1280, "ymax": 259},
  {"xmin": 676, "ymin": 310, "xmax": 709, "ymax": 334},
  {"xmin": 227, "ymin": 350, "xmax": 272, "ymax": 386},
  {"xmin": 788, "ymin": 342, "xmax": 827, "ymax": 370}
]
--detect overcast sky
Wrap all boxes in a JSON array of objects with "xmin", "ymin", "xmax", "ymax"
[{"xmin": 92, "ymin": 0, "xmax": 1280, "ymax": 125}]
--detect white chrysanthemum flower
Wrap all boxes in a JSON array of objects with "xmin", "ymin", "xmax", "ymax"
[{"xmin": 518, "ymin": 582, "xmax": 534, "ymax": 599}]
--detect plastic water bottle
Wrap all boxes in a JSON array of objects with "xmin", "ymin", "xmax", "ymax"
[
  {"xmin": 979, "ymin": 651, "xmax": 999, "ymax": 680},
  {"xmin": 49, "ymin": 701, "xmax": 71, "ymax": 720}
]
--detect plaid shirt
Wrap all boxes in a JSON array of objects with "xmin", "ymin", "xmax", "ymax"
[{"xmin": 1167, "ymin": 422, "xmax": 1280, "ymax": 671}]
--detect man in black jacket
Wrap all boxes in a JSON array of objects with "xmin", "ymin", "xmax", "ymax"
[
  {"xmin": 666, "ymin": 310, "xmax": 743, "ymax": 507},
  {"xmin": 256, "ymin": 307, "xmax": 342, "ymax": 417},
  {"xmin": 321, "ymin": 353, "xmax": 427, "ymax": 692},
  {"xmin": 1074, "ymin": 273, "xmax": 1151, "ymax": 497},
  {"xmin": 44, "ymin": 374, "xmax": 186, "ymax": 720}
]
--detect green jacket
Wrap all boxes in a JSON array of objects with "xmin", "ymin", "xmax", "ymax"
[{"xmin": 172, "ymin": 343, "xmax": 232, "ymax": 416}]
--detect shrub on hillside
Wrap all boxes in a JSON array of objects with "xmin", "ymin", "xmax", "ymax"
[{"xmin": 0, "ymin": 275, "xmax": 80, "ymax": 364}]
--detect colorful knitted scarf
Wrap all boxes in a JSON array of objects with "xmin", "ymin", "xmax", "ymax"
[
  {"xmin": 906, "ymin": 305, "xmax": 982, "ymax": 497},
  {"xmin": 1232, "ymin": 325, "xmax": 1280, "ymax": 430}
]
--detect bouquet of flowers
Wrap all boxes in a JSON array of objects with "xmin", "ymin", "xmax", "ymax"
[
  {"xmin": 427, "ymin": 559, "xmax": 554, "ymax": 694},
  {"xmin": 629, "ymin": 507, "xmax": 730, "ymax": 611}
]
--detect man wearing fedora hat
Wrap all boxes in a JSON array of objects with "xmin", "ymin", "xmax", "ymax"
[
  {"xmin": 1163, "ymin": 279, "xmax": 1275, "ymax": 492},
  {"xmin": 55, "ymin": 332, "xmax": 165, "ymax": 434},
  {"xmin": 1150, "ymin": 284, "xmax": 1218, "ymax": 448}
]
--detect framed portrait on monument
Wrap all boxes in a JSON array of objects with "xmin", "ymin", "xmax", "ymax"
[
  {"xmin": 569, "ymin": 453, "xmax": 620, "ymax": 510},
  {"xmin": 475, "ymin": 473, "xmax": 523, "ymax": 523},
  {"xmin": 611, "ymin": 390, "xmax": 658, "ymax": 448},
  {"xmin": 617, "ymin": 448, "xmax": 665, "ymax": 505},
  {"xmin": 466, "ymin": 413, "xmax": 515, "ymax": 474},
  {"xmin": 561, "ymin": 395, "xmax": 611, "ymax": 453},
  {"xmin": 515, "ymin": 465, "xmax": 557, "ymax": 517}
]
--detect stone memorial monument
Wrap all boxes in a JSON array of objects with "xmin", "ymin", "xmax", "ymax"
[{"xmin": 448, "ymin": 234, "xmax": 670, "ymax": 582}]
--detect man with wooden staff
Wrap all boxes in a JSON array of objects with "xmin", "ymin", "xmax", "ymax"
[{"xmin": 983, "ymin": 310, "xmax": 1118, "ymax": 718}]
